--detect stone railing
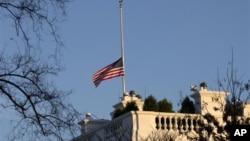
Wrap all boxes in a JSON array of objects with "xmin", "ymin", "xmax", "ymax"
[
  {"xmin": 147, "ymin": 112, "xmax": 228, "ymax": 141},
  {"xmin": 154, "ymin": 113, "xmax": 203, "ymax": 132}
]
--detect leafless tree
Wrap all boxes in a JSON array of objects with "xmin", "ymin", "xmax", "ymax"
[
  {"xmin": 0, "ymin": 0, "xmax": 81, "ymax": 141},
  {"xmin": 0, "ymin": 54, "xmax": 80, "ymax": 141},
  {"xmin": 0, "ymin": 0, "xmax": 70, "ymax": 57},
  {"xmin": 216, "ymin": 50, "xmax": 250, "ymax": 124}
]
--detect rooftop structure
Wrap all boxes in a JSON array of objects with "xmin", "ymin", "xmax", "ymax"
[{"xmin": 72, "ymin": 83, "xmax": 250, "ymax": 141}]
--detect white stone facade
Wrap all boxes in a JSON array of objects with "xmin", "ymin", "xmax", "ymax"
[
  {"xmin": 72, "ymin": 84, "xmax": 250, "ymax": 141},
  {"xmin": 72, "ymin": 111, "xmax": 203, "ymax": 141},
  {"xmin": 190, "ymin": 85, "xmax": 229, "ymax": 123}
]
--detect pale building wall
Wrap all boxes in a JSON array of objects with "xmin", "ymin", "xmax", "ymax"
[
  {"xmin": 72, "ymin": 111, "xmax": 204, "ymax": 141},
  {"xmin": 243, "ymin": 103, "xmax": 250, "ymax": 117},
  {"xmin": 191, "ymin": 86, "xmax": 228, "ymax": 123}
]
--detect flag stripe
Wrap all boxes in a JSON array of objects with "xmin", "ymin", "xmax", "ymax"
[
  {"xmin": 94, "ymin": 68, "xmax": 124, "ymax": 82},
  {"xmin": 93, "ymin": 57, "xmax": 124, "ymax": 87}
]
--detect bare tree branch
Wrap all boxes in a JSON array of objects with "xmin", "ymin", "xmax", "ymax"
[
  {"xmin": 0, "ymin": 0, "xmax": 71, "ymax": 57},
  {"xmin": 0, "ymin": 54, "xmax": 80, "ymax": 141},
  {"xmin": 0, "ymin": 1, "xmax": 81, "ymax": 140}
]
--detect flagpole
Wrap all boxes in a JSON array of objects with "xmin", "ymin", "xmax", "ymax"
[{"xmin": 119, "ymin": 0, "xmax": 126, "ymax": 95}]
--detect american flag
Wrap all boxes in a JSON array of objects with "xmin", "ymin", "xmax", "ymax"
[{"xmin": 93, "ymin": 57, "xmax": 124, "ymax": 87}]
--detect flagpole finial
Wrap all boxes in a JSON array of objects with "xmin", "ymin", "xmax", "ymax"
[{"xmin": 119, "ymin": 0, "xmax": 123, "ymax": 7}]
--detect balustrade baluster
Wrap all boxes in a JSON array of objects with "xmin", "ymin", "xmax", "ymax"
[
  {"xmin": 169, "ymin": 116, "xmax": 172, "ymax": 130},
  {"xmin": 185, "ymin": 118, "xmax": 188, "ymax": 131},
  {"xmin": 174, "ymin": 117, "xmax": 178, "ymax": 131},
  {"xmin": 190, "ymin": 118, "xmax": 194, "ymax": 131}
]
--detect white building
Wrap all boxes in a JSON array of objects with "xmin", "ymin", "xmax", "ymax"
[
  {"xmin": 190, "ymin": 82, "xmax": 229, "ymax": 123},
  {"xmin": 72, "ymin": 82, "xmax": 249, "ymax": 141}
]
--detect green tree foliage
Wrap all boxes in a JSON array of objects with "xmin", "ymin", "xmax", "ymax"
[
  {"xmin": 143, "ymin": 95, "xmax": 174, "ymax": 112},
  {"xmin": 143, "ymin": 95, "xmax": 158, "ymax": 111},
  {"xmin": 223, "ymin": 99, "xmax": 244, "ymax": 124},
  {"xmin": 113, "ymin": 101, "xmax": 139, "ymax": 118},
  {"xmin": 124, "ymin": 101, "xmax": 139, "ymax": 112},
  {"xmin": 158, "ymin": 98, "xmax": 174, "ymax": 113},
  {"xmin": 178, "ymin": 96, "xmax": 195, "ymax": 113}
]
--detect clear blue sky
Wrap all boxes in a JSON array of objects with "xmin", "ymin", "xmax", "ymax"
[
  {"xmin": 1, "ymin": 0, "xmax": 250, "ymax": 139},
  {"xmin": 59, "ymin": 0, "xmax": 250, "ymax": 118}
]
